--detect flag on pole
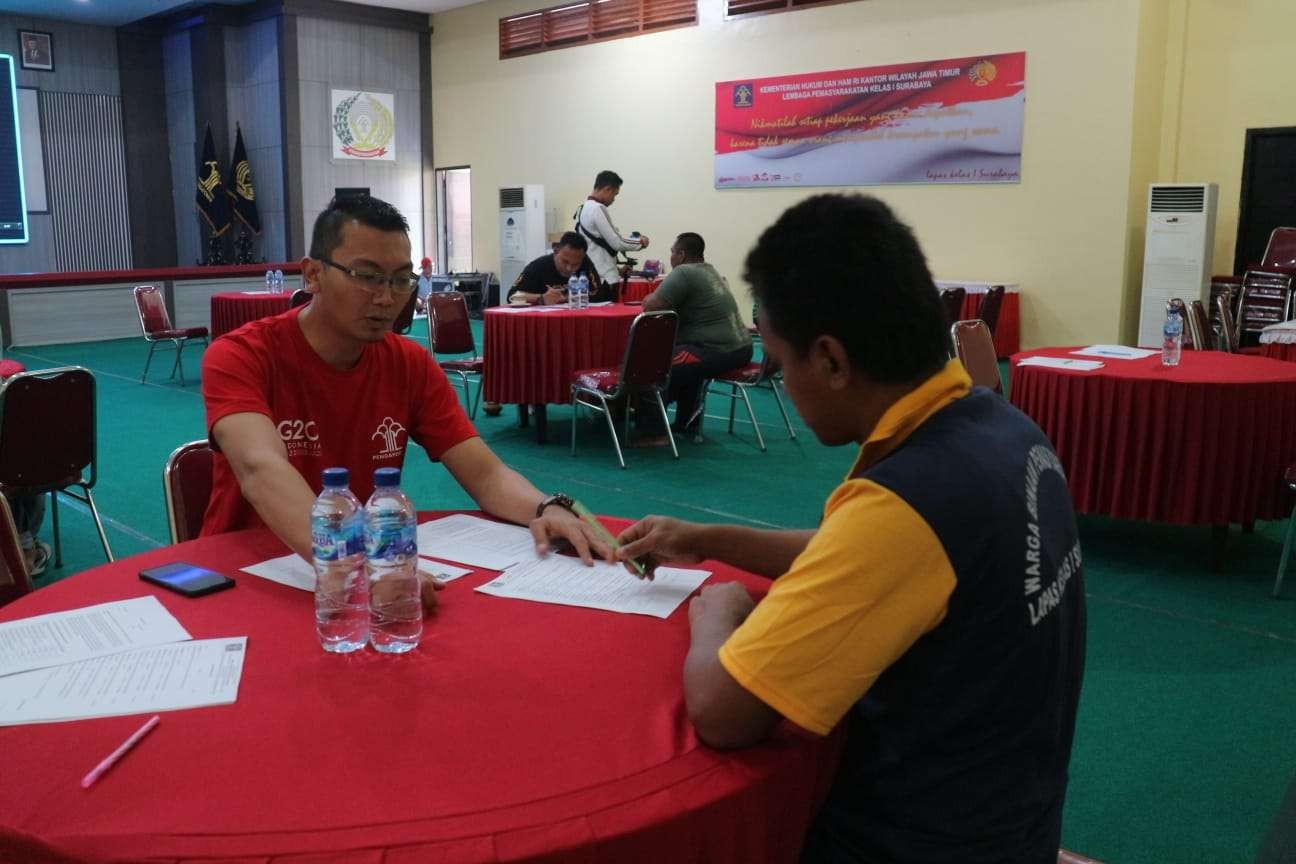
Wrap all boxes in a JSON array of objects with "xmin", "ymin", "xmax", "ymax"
[
  {"xmin": 195, "ymin": 124, "xmax": 230, "ymax": 235},
  {"xmin": 226, "ymin": 124, "xmax": 261, "ymax": 234}
]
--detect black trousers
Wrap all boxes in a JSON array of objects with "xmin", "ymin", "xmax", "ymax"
[{"xmin": 639, "ymin": 342, "xmax": 753, "ymax": 434}]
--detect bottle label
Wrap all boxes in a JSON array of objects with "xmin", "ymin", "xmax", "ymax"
[
  {"xmin": 312, "ymin": 513, "xmax": 363, "ymax": 561},
  {"xmin": 366, "ymin": 517, "xmax": 417, "ymax": 561}
]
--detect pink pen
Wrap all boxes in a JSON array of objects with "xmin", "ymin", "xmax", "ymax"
[{"xmin": 80, "ymin": 715, "xmax": 161, "ymax": 789}]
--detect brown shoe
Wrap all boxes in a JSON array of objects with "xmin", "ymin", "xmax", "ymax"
[
  {"xmin": 482, "ymin": 401, "xmax": 503, "ymax": 417},
  {"xmin": 631, "ymin": 435, "xmax": 670, "ymax": 448}
]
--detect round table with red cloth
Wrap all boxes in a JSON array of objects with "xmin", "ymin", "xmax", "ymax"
[
  {"xmin": 1262, "ymin": 342, "xmax": 1296, "ymax": 363},
  {"xmin": 0, "ymin": 512, "xmax": 840, "ymax": 864},
  {"xmin": 483, "ymin": 304, "xmax": 642, "ymax": 405},
  {"xmin": 1010, "ymin": 348, "xmax": 1296, "ymax": 525},
  {"xmin": 210, "ymin": 291, "xmax": 293, "ymax": 338},
  {"xmin": 620, "ymin": 277, "xmax": 662, "ymax": 303}
]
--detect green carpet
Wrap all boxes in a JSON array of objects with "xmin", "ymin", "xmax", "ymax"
[{"xmin": 8, "ymin": 333, "xmax": 1294, "ymax": 863}]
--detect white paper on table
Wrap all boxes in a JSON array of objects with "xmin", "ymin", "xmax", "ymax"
[
  {"xmin": 475, "ymin": 556, "xmax": 710, "ymax": 619},
  {"xmin": 586, "ymin": 301, "xmax": 612, "ymax": 307},
  {"xmin": 241, "ymin": 553, "xmax": 474, "ymax": 591},
  {"xmin": 240, "ymin": 290, "xmax": 270, "ymax": 295},
  {"xmin": 1016, "ymin": 356, "xmax": 1105, "ymax": 372},
  {"xmin": 0, "ymin": 596, "xmax": 191, "ymax": 679},
  {"xmin": 1071, "ymin": 345, "xmax": 1159, "ymax": 360},
  {"xmin": 0, "ymin": 637, "xmax": 247, "ymax": 725},
  {"xmin": 415, "ymin": 514, "xmax": 538, "ymax": 570},
  {"xmin": 494, "ymin": 305, "xmax": 537, "ymax": 313}
]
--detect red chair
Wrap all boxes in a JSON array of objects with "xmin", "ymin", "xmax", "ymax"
[
  {"xmin": 701, "ymin": 354, "xmax": 797, "ymax": 452},
  {"xmin": 1236, "ymin": 228, "xmax": 1296, "ymax": 350},
  {"xmin": 1261, "ymin": 226, "xmax": 1296, "ymax": 271},
  {"xmin": 0, "ymin": 493, "xmax": 33, "ymax": 609},
  {"xmin": 0, "ymin": 366, "xmax": 112, "ymax": 567},
  {"xmin": 163, "ymin": 440, "xmax": 213, "ymax": 544},
  {"xmin": 571, "ymin": 311, "xmax": 679, "ymax": 469},
  {"xmin": 428, "ymin": 291, "xmax": 484, "ymax": 419},
  {"xmin": 133, "ymin": 285, "xmax": 208, "ymax": 386},
  {"xmin": 977, "ymin": 286, "xmax": 1006, "ymax": 338},
  {"xmin": 939, "ymin": 287, "xmax": 966, "ymax": 326},
  {"xmin": 950, "ymin": 320, "xmax": 1002, "ymax": 393},
  {"xmin": 1185, "ymin": 300, "xmax": 1214, "ymax": 350}
]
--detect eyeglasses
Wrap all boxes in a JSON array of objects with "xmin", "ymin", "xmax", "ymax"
[{"xmin": 319, "ymin": 257, "xmax": 419, "ymax": 296}]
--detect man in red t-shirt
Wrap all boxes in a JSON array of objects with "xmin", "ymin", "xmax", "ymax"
[{"xmin": 202, "ymin": 195, "xmax": 609, "ymax": 607}]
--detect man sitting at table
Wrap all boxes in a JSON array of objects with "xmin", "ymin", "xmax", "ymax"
[
  {"xmin": 638, "ymin": 232, "xmax": 752, "ymax": 440},
  {"xmin": 506, "ymin": 232, "xmax": 607, "ymax": 306},
  {"xmin": 201, "ymin": 194, "xmax": 610, "ymax": 607},
  {"xmin": 616, "ymin": 195, "xmax": 1086, "ymax": 863}
]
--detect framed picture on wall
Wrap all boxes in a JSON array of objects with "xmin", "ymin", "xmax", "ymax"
[{"xmin": 17, "ymin": 30, "xmax": 53, "ymax": 72}]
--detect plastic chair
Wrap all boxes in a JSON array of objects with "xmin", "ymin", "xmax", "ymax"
[
  {"xmin": 0, "ymin": 366, "xmax": 112, "ymax": 567},
  {"xmin": 950, "ymin": 320, "xmax": 1003, "ymax": 393},
  {"xmin": 977, "ymin": 286, "xmax": 1006, "ymax": 338},
  {"xmin": 571, "ymin": 311, "xmax": 679, "ymax": 469},
  {"xmin": 163, "ymin": 440, "xmax": 213, "ymax": 544},
  {"xmin": 428, "ymin": 291, "xmax": 484, "ymax": 419},
  {"xmin": 0, "ymin": 494, "xmax": 33, "ymax": 609},
  {"xmin": 289, "ymin": 288, "xmax": 311, "ymax": 309},
  {"xmin": 1216, "ymin": 290, "xmax": 1239, "ymax": 353},
  {"xmin": 700, "ymin": 355, "xmax": 797, "ymax": 452},
  {"xmin": 1185, "ymin": 300, "xmax": 1214, "ymax": 350},
  {"xmin": 939, "ymin": 287, "xmax": 966, "ymax": 326},
  {"xmin": 133, "ymin": 285, "xmax": 208, "ymax": 386}
]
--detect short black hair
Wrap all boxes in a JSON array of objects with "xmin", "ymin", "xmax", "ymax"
[
  {"xmin": 556, "ymin": 231, "xmax": 587, "ymax": 252},
  {"xmin": 674, "ymin": 232, "xmax": 705, "ymax": 260},
  {"xmin": 743, "ymin": 194, "xmax": 949, "ymax": 383},
  {"xmin": 309, "ymin": 194, "xmax": 410, "ymax": 260},
  {"xmin": 593, "ymin": 170, "xmax": 623, "ymax": 190}
]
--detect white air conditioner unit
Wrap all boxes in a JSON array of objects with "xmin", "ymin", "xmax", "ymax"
[
  {"xmin": 1137, "ymin": 183, "xmax": 1218, "ymax": 346},
  {"xmin": 498, "ymin": 185, "xmax": 546, "ymax": 294}
]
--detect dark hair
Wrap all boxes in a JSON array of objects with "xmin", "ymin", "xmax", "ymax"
[
  {"xmin": 556, "ymin": 231, "xmax": 587, "ymax": 252},
  {"xmin": 743, "ymin": 194, "xmax": 949, "ymax": 383},
  {"xmin": 309, "ymin": 194, "xmax": 410, "ymax": 260},
  {"xmin": 674, "ymin": 232, "xmax": 705, "ymax": 261},
  {"xmin": 593, "ymin": 170, "xmax": 623, "ymax": 190}
]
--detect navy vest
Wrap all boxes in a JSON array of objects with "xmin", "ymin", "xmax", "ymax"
[{"xmin": 803, "ymin": 388, "xmax": 1086, "ymax": 864}]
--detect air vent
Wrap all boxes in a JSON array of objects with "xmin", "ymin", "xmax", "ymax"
[
  {"xmin": 1150, "ymin": 185, "xmax": 1206, "ymax": 213},
  {"xmin": 499, "ymin": 187, "xmax": 525, "ymax": 208}
]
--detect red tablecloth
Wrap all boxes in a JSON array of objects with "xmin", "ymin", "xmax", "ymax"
[
  {"xmin": 0, "ymin": 513, "xmax": 840, "ymax": 864},
  {"xmin": 620, "ymin": 277, "xmax": 662, "ymax": 303},
  {"xmin": 210, "ymin": 291, "xmax": 293, "ymax": 338},
  {"xmin": 1010, "ymin": 348, "xmax": 1296, "ymax": 525},
  {"xmin": 1262, "ymin": 342, "xmax": 1296, "ymax": 363},
  {"xmin": 960, "ymin": 291, "xmax": 1020, "ymax": 357},
  {"xmin": 484, "ymin": 305, "xmax": 642, "ymax": 405}
]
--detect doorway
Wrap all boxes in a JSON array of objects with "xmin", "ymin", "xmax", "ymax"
[
  {"xmin": 436, "ymin": 166, "xmax": 473, "ymax": 274},
  {"xmin": 1235, "ymin": 127, "xmax": 1296, "ymax": 273}
]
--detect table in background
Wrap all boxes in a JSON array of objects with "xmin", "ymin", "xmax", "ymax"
[
  {"xmin": 620, "ymin": 276, "xmax": 662, "ymax": 303},
  {"xmin": 0, "ymin": 513, "xmax": 840, "ymax": 864},
  {"xmin": 1010, "ymin": 348, "xmax": 1296, "ymax": 525},
  {"xmin": 1260, "ymin": 321, "xmax": 1296, "ymax": 362},
  {"xmin": 210, "ymin": 291, "xmax": 293, "ymax": 339},
  {"xmin": 935, "ymin": 280, "xmax": 1021, "ymax": 357},
  {"xmin": 483, "ymin": 304, "xmax": 642, "ymax": 442}
]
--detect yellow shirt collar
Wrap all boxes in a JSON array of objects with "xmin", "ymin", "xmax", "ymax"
[{"xmin": 849, "ymin": 359, "xmax": 972, "ymax": 476}]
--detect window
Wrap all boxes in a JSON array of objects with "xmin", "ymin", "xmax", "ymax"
[
  {"xmin": 726, "ymin": 0, "xmax": 845, "ymax": 19},
  {"xmin": 500, "ymin": 0, "xmax": 697, "ymax": 59}
]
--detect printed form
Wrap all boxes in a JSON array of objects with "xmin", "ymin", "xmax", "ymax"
[
  {"xmin": 415, "ymin": 514, "xmax": 539, "ymax": 571},
  {"xmin": 241, "ymin": 553, "xmax": 472, "ymax": 591},
  {"xmin": 476, "ymin": 556, "xmax": 710, "ymax": 619}
]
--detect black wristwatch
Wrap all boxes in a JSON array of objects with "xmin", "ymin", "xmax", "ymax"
[{"xmin": 536, "ymin": 493, "xmax": 576, "ymax": 518}]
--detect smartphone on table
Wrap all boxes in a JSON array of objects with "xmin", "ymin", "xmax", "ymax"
[{"xmin": 140, "ymin": 562, "xmax": 236, "ymax": 597}]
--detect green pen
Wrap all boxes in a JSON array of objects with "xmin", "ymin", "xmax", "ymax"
[{"xmin": 572, "ymin": 499, "xmax": 647, "ymax": 576}]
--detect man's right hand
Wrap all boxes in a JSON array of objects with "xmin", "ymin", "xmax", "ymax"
[
  {"xmin": 638, "ymin": 234, "xmax": 650, "ymax": 249},
  {"xmin": 543, "ymin": 286, "xmax": 567, "ymax": 305},
  {"xmin": 616, "ymin": 515, "xmax": 704, "ymax": 575}
]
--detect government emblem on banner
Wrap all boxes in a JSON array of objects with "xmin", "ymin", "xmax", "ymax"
[
  {"xmin": 968, "ymin": 59, "xmax": 997, "ymax": 87},
  {"xmin": 732, "ymin": 83, "xmax": 753, "ymax": 108},
  {"xmin": 330, "ymin": 89, "xmax": 396, "ymax": 161}
]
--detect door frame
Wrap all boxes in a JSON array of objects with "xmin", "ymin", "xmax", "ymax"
[
  {"xmin": 1234, "ymin": 125, "xmax": 1296, "ymax": 274},
  {"xmin": 435, "ymin": 165, "xmax": 471, "ymax": 274}
]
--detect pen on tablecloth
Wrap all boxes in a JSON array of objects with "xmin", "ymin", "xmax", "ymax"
[
  {"xmin": 571, "ymin": 500, "xmax": 647, "ymax": 577},
  {"xmin": 81, "ymin": 715, "xmax": 161, "ymax": 789}
]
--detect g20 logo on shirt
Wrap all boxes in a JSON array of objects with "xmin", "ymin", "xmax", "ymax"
[{"xmin": 278, "ymin": 419, "xmax": 319, "ymax": 442}]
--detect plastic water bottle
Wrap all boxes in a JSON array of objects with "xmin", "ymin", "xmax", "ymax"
[
  {"xmin": 312, "ymin": 468, "xmax": 367, "ymax": 653},
  {"xmin": 365, "ymin": 467, "xmax": 421, "ymax": 653},
  {"xmin": 265, "ymin": 269, "xmax": 274, "ymax": 293},
  {"xmin": 567, "ymin": 274, "xmax": 578, "ymax": 309},
  {"xmin": 274, "ymin": 269, "xmax": 285, "ymax": 294},
  {"xmin": 1162, "ymin": 307, "xmax": 1183, "ymax": 367},
  {"xmin": 577, "ymin": 274, "xmax": 590, "ymax": 309}
]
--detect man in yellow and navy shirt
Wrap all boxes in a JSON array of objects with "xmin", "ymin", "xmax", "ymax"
[{"xmin": 618, "ymin": 194, "xmax": 1086, "ymax": 864}]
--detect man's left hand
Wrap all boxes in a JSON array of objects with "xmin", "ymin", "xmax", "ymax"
[{"xmin": 529, "ymin": 507, "xmax": 614, "ymax": 565}]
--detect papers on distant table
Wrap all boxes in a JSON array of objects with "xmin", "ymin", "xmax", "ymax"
[
  {"xmin": 240, "ymin": 290, "xmax": 270, "ymax": 295},
  {"xmin": 416, "ymin": 514, "xmax": 538, "ymax": 570},
  {"xmin": 240, "ymin": 550, "xmax": 474, "ymax": 592},
  {"xmin": 493, "ymin": 304, "xmax": 568, "ymax": 313},
  {"xmin": 0, "ymin": 596, "xmax": 191, "ymax": 678},
  {"xmin": 0, "ymin": 637, "xmax": 247, "ymax": 726},
  {"xmin": 1071, "ymin": 345, "xmax": 1159, "ymax": 360},
  {"xmin": 1016, "ymin": 356, "xmax": 1105, "ymax": 372},
  {"xmin": 476, "ymin": 556, "xmax": 710, "ymax": 619}
]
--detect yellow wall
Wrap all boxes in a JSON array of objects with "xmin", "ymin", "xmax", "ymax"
[{"xmin": 432, "ymin": 0, "xmax": 1152, "ymax": 347}]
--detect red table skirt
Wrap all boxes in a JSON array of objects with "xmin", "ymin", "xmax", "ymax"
[
  {"xmin": 0, "ymin": 513, "xmax": 841, "ymax": 863},
  {"xmin": 620, "ymin": 277, "xmax": 662, "ymax": 303},
  {"xmin": 1262, "ymin": 342, "xmax": 1296, "ymax": 363},
  {"xmin": 1010, "ymin": 348, "xmax": 1296, "ymax": 525},
  {"xmin": 484, "ymin": 305, "xmax": 641, "ymax": 404},
  {"xmin": 210, "ymin": 291, "xmax": 293, "ymax": 338},
  {"xmin": 961, "ymin": 291, "xmax": 1020, "ymax": 357}
]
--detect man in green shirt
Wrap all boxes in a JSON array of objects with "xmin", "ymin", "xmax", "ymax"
[{"xmin": 641, "ymin": 232, "xmax": 752, "ymax": 438}]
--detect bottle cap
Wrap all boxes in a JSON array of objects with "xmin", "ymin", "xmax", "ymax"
[
  {"xmin": 321, "ymin": 467, "xmax": 349, "ymax": 488},
  {"xmin": 374, "ymin": 467, "xmax": 401, "ymax": 487}
]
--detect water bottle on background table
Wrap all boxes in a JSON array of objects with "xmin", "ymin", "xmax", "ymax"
[
  {"xmin": 1162, "ymin": 304, "xmax": 1183, "ymax": 367},
  {"xmin": 365, "ymin": 467, "xmax": 422, "ymax": 653},
  {"xmin": 577, "ymin": 274, "xmax": 589, "ymax": 309},
  {"xmin": 567, "ymin": 274, "xmax": 578, "ymax": 309},
  {"xmin": 274, "ymin": 269, "xmax": 285, "ymax": 294},
  {"xmin": 265, "ymin": 269, "xmax": 274, "ymax": 293},
  {"xmin": 312, "ymin": 468, "xmax": 367, "ymax": 653}
]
